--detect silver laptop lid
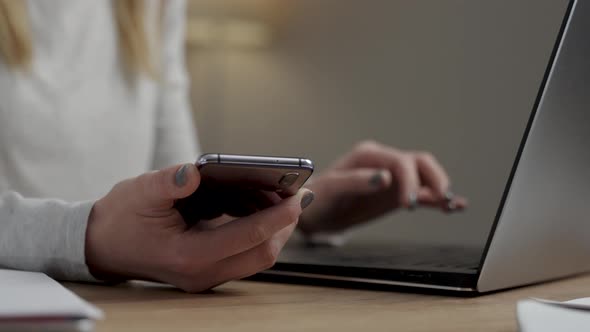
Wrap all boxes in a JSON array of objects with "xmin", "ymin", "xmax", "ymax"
[{"xmin": 478, "ymin": 0, "xmax": 590, "ymax": 292}]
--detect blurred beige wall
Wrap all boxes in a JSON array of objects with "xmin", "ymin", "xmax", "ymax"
[{"xmin": 185, "ymin": 0, "xmax": 567, "ymax": 246}]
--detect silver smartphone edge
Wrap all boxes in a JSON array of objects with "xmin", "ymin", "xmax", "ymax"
[{"xmin": 198, "ymin": 153, "xmax": 314, "ymax": 170}]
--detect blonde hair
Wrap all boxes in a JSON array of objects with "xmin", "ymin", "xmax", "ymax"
[{"xmin": 0, "ymin": 0, "xmax": 157, "ymax": 77}]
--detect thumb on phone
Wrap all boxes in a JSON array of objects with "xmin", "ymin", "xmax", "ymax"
[{"xmin": 130, "ymin": 163, "xmax": 201, "ymax": 209}]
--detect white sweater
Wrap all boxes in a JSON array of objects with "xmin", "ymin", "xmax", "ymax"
[{"xmin": 0, "ymin": 0, "xmax": 199, "ymax": 280}]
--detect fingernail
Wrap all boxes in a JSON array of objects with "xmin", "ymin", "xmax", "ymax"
[
  {"xmin": 444, "ymin": 190, "xmax": 455, "ymax": 202},
  {"xmin": 444, "ymin": 190, "xmax": 458, "ymax": 212},
  {"xmin": 175, "ymin": 164, "xmax": 191, "ymax": 187},
  {"xmin": 408, "ymin": 192, "xmax": 418, "ymax": 211},
  {"xmin": 369, "ymin": 171, "xmax": 384, "ymax": 188},
  {"xmin": 300, "ymin": 191, "xmax": 315, "ymax": 209}
]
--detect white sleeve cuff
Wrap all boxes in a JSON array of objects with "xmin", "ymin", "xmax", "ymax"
[{"xmin": 0, "ymin": 192, "xmax": 98, "ymax": 281}]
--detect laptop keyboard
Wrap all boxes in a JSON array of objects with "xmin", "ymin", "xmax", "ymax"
[{"xmin": 279, "ymin": 244, "xmax": 483, "ymax": 273}]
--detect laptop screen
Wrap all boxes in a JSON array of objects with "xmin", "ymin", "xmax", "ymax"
[
  {"xmin": 188, "ymin": 0, "xmax": 571, "ymax": 267},
  {"xmin": 276, "ymin": 0, "xmax": 571, "ymax": 275}
]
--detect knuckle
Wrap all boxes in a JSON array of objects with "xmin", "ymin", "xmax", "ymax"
[
  {"xmin": 168, "ymin": 252, "xmax": 193, "ymax": 277},
  {"xmin": 166, "ymin": 238, "xmax": 207, "ymax": 278},
  {"xmin": 355, "ymin": 140, "xmax": 381, "ymax": 154},
  {"xmin": 259, "ymin": 241, "xmax": 280, "ymax": 269},
  {"xmin": 247, "ymin": 223, "xmax": 269, "ymax": 245},
  {"xmin": 396, "ymin": 153, "xmax": 413, "ymax": 168},
  {"xmin": 416, "ymin": 151, "xmax": 435, "ymax": 162},
  {"xmin": 392, "ymin": 155, "xmax": 417, "ymax": 179}
]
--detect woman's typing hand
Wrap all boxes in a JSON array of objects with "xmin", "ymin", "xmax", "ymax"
[{"xmin": 298, "ymin": 140, "xmax": 467, "ymax": 235}]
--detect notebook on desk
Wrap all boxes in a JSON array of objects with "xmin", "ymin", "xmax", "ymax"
[{"xmin": 0, "ymin": 269, "xmax": 103, "ymax": 332}]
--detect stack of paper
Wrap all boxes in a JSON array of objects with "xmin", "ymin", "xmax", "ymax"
[
  {"xmin": 518, "ymin": 297, "xmax": 590, "ymax": 331},
  {"xmin": 0, "ymin": 269, "xmax": 103, "ymax": 332}
]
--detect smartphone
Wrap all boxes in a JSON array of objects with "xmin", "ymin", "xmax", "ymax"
[
  {"xmin": 175, "ymin": 153, "xmax": 314, "ymax": 223},
  {"xmin": 197, "ymin": 153, "xmax": 314, "ymax": 196}
]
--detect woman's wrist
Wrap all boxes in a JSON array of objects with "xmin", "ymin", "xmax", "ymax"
[{"xmin": 84, "ymin": 199, "xmax": 130, "ymax": 283}]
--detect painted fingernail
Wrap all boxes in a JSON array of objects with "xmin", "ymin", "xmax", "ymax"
[
  {"xmin": 300, "ymin": 191, "xmax": 315, "ymax": 209},
  {"xmin": 175, "ymin": 164, "xmax": 191, "ymax": 187},
  {"xmin": 444, "ymin": 190, "xmax": 455, "ymax": 202},
  {"xmin": 369, "ymin": 171, "xmax": 384, "ymax": 188},
  {"xmin": 444, "ymin": 190, "xmax": 459, "ymax": 212},
  {"xmin": 408, "ymin": 192, "xmax": 418, "ymax": 211}
]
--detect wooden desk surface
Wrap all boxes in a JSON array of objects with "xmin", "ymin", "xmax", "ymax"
[{"xmin": 66, "ymin": 275, "xmax": 590, "ymax": 332}]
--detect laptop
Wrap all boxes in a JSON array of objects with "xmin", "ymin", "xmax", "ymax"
[{"xmin": 260, "ymin": 0, "xmax": 590, "ymax": 294}]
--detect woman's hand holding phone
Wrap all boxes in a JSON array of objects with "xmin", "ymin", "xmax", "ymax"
[{"xmin": 84, "ymin": 163, "xmax": 314, "ymax": 292}]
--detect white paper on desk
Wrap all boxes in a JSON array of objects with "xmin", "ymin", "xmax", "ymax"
[
  {"xmin": 0, "ymin": 269, "xmax": 103, "ymax": 320},
  {"xmin": 517, "ymin": 298, "xmax": 590, "ymax": 332}
]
